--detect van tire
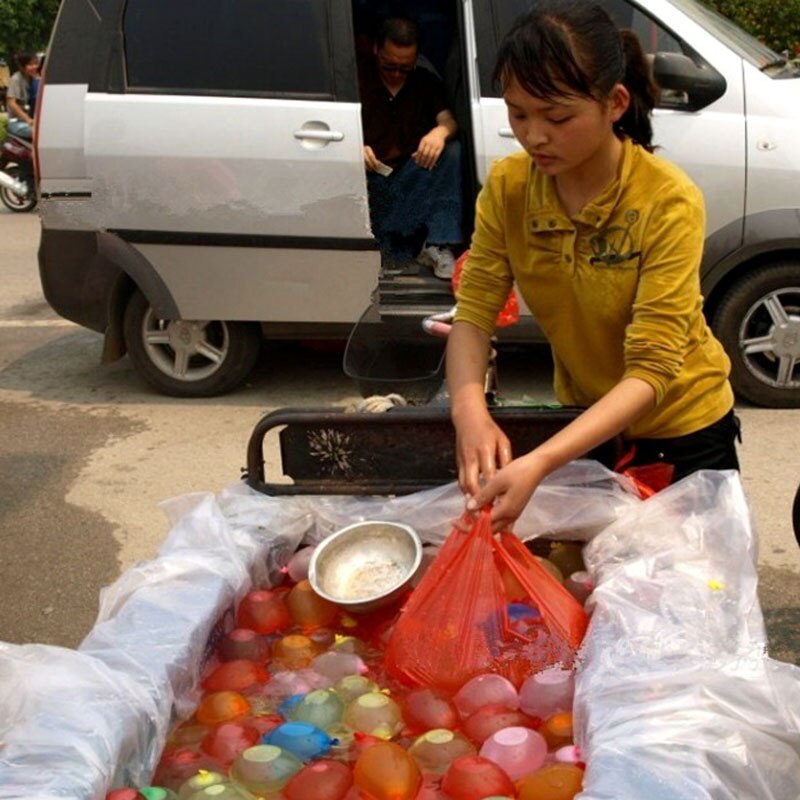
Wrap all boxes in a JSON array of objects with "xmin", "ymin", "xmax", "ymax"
[
  {"xmin": 123, "ymin": 290, "xmax": 261, "ymax": 397},
  {"xmin": 711, "ymin": 263, "xmax": 800, "ymax": 408}
]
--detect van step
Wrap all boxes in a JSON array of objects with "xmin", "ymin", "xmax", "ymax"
[{"xmin": 378, "ymin": 267, "xmax": 454, "ymax": 318}]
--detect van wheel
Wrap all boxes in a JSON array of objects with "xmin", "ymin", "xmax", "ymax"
[
  {"xmin": 711, "ymin": 263, "xmax": 800, "ymax": 408},
  {"xmin": 123, "ymin": 290, "xmax": 261, "ymax": 397}
]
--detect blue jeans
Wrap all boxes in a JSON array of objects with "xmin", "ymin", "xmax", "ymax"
[
  {"xmin": 367, "ymin": 140, "xmax": 463, "ymax": 259},
  {"xmin": 7, "ymin": 119, "xmax": 32, "ymax": 139}
]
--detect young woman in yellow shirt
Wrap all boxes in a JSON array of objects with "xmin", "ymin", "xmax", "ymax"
[{"xmin": 448, "ymin": 0, "xmax": 739, "ymax": 531}]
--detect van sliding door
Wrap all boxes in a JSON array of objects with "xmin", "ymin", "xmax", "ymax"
[{"xmin": 81, "ymin": 0, "xmax": 378, "ymax": 323}]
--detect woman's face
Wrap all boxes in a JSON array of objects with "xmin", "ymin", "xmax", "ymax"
[{"xmin": 503, "ymin": 74, "xmax": 628, "ymax": 177}]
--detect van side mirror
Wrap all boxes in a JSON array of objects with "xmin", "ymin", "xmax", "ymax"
[{"xmin": 652, "ymin": 52, "xmax": 726, "ymax": 111}]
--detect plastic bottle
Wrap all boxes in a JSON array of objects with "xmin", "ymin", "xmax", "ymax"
[
  {"xmin": 202, "ymin": 660, "xmax": 269, "ymax": 693},
  {"xmin": 288, "ymin": 688, "xmax": 345, "ymax": 731},
  {"xmin": 478, "ymin": 726, "xmax": 548, "ymax": 781},
  {"xmin": 263, "ymin": 721, "xmax": 336, "ymax": 761},
  {"xmin": 440, "ymin": 755, "xmax": 517, "ymax": 800},
  {"xmin": 236, "ymin": 589, "xmax": 292, "ymax": 635},
  {"xmin": 516, "ymin": 763, "xmax": 584, "ymax": 800},
  {"xmin": 311, "ymin": 651, "xmax": 368, "ymax": 682},
  {"xmin": 229, "ymin": 744, "xmax": 303, "ymax": 795},
  {"xmin": 547, "ymin": 543, "xmax": 585, "ymax": 579},
  {"xmin": 333, "ymin": 674, "xmax": 379, "ymax": 705},
  {"xmin": 541, "ymin": 712, "xmax": 574, "ymax": 750},
  {"xmin": 282, "ymin": 759, "xmax": 354, "ymax": 800},
  {"xmin": 217, "ymin": 628, "xmax": 270, "ymax": 663},
  {"xmin": 200, "ymin": 721, "xmax": 261, "ymax": 765},
  {"xmin": 272, "ymin": 634, "xmax": 322, "ymax": 669},
  {"xmin": 564, "ymin": 571, "xmax": 593, "ymax": 604},
  {"xmin": 353, "ymin": 741, "xmax": 422, "ymax": 800},
  {"xmin": 519, "ymin": 666, "xmax": 575, "ymax": 720},
  {"xmin": 462, "ymin": 703, "xmax": 540, "ymax": 744},
  {"xmin": 343, "ymin": 692, "xmax": 403, "ymax": 739},
  {"xmin": 195, "ymin": 691, "xmax": 252, "ymax": 726},
  {"xmin": 407, "ymin": 729, "xmax": 476, "ymax": 774},
  {"xmin": 177, "ymin": 770, "xmax": 228, "ymax": 800},
  {"xmin": 286, "ymin": 580, "xmax": 340, "ymax": 630},
  {"xmin": 401, "ymin": 687, "xmax": 459, "ymax": 734},
  {"xmin": 287, "ymin": 545, "xmax": 317, "ymax": 583},
  {"xmin": 453, "ymin": 674, "xmax": 519, "ymax": 718}
]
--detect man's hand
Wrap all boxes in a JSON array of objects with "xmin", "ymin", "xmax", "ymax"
[
  {"xmin": 412, "ymin": 128, "xmax": 447, "ymax": 170},
  {"xmin": 363, "ymin": 145, "xmax": 380, "ymax": 172}
]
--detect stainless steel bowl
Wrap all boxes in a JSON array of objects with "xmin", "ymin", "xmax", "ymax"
[{"xmin": 308, "ymin": 520, "xmax": 423, "ymax": 613}]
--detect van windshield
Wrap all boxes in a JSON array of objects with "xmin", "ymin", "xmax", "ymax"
[{"xmin": 666, "ymin": 0, "xmax": 784, "ymax": 70}]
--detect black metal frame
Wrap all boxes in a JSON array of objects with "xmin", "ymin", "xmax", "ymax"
[{"xmin": 245, "ymin": 405, "xmax": 618, "ymax": 496}]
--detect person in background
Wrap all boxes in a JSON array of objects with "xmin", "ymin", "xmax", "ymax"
[
  {"xmin": 360, "ymin": 17, "xmax": 464, "ymax": 279},
  {"xmin": 6, "ymin": 53, "xmax": 39, "ymax": 139},
  {"xmin": 448, "ymin": 0, "xmax": 739, "ymax": 531},
  {"xmin": 29, "ymin": 54, "xmax": 44, "ymax": 118}
]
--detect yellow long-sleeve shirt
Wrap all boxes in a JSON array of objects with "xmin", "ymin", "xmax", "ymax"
[{"xmin": 455, "ymin": 138, "xmax": 734, "ymax": 439}]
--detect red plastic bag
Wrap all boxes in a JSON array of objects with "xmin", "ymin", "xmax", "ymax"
[
  {"xmin": 385, "ymin": 511, "xmax": 588, "ymax": 691},
  {"xmin": 452, "ymin": 250, "xmax": 520, "ymax": 329}
]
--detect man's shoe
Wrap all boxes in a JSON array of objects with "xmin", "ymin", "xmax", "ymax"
[{"xmin": 421, "ymin": 245, "xmax": 455, "ymax": 280}]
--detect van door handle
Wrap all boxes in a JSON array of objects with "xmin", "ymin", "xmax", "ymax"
[
  {"xmin": 498, "ymin": 127, "xmax": 516, "ymax": 139},
  {"xmin": 293, "ymin": 129, "xmax": 344, "ymax": 142}
]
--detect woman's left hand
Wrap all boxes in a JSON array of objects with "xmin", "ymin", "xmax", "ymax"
[{"xmin": 466, "ymin": 453, "xmax": 546, "ymax": 533}]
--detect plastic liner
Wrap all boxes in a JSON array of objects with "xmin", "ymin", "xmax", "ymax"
[{"xmin": 1, "ymin": 464, "xmax": 799, "ymax": 799}]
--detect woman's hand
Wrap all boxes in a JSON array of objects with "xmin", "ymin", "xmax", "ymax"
[
  {"xmin": 454, "ymin": 409, "xmax": 512, "ymax": 499},
  {"xmin": 466, "ymin": 452, "xmax": 547, "ymax": 533}
]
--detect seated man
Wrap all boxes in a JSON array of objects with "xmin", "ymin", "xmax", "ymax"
[{"xmin": 359, "ymin": 17, "xmax": 463, "ymax": 279}]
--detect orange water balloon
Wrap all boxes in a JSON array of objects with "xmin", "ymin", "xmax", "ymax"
[
  {"xmin": 517, "ymin": 764, "xmax": 583, "ymax": 800},
  {"xmin": 195, "ymin": 691, "xmax": 251, "ymax": 726},
  {"xmin": 542, "ymin": 712, "xmax": 574, "ymax": 750},
  {"xmin": 202, "ymin": 660, "xmax": 269, "ymax": 693},
  {"xmin": 286, "ymin": 580, "xmax": 340, "ymax": 630},
  {"xmin": 236, "ymin": 590, "xmax": 291, "ymax": 635},
  {"xmin": 354, "ymin": 741, "xmax": 422, "ymax": 800}
]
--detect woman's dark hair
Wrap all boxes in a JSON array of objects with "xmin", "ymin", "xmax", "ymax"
[
  {"xmin": 14, "ymin": 52, "xmax": 38, "ymax": 71},
  {"xmin": 493, "ymin": 1, "xmax": 659, "ymax": 150}
]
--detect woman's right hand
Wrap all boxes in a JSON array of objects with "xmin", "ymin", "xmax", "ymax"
[{"xmin": 454, "ymin": 408, "xmax": 513, "ymax": 499}]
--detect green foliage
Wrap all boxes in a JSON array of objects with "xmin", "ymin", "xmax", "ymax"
[
  {"xmin": 702, "ymin": 0, "xmax": 800, "ymax": 54},
  {"xmin": 0, "ymin": 0, "xmax": 60, "ymax": 64}
]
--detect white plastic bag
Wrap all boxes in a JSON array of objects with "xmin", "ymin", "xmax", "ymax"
[{"xmin": 1, "ymin": 465, "xmax": 799, "ymax": 799}]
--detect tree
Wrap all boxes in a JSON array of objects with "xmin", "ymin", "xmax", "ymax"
[
  {"xmin": 702, "ymin": 0, "xmax": 800, "ymax": 55},
  {"xmin": 0, "ymin": 0, "xmax": 60, "ymax": 65}
]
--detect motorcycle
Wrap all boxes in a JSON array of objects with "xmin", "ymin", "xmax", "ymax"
[{"xmin": 0, "ymin": 133, "xmax": 37, "ymax": 213}]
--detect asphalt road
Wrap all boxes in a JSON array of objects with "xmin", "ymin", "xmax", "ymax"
[{"xmin": 1, "ymin": 208, "xmax": 798, "ymax": 665}]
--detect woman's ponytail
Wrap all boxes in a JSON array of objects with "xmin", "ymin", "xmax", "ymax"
[{"xmin": 615, "ymin": 30, "xmax": 659, "ymax": 151}]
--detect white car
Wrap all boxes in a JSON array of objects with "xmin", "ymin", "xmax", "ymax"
[{"xmin": 37, "ymin": 0, "xmax": 800, "ymax": 405}]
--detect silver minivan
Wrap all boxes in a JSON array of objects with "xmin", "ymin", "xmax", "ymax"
[{"xmin": 37, "ymin": 0, "xmax": 800, "ymax": 406}]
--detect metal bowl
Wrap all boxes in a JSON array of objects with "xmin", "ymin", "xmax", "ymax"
[{"xmin": 308, "ymin": 520, "xmax": 423, "ymax": 613}]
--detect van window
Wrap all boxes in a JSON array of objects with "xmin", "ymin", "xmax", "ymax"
[
  {"xmin": 477, "ymin": 0, "xmax": 683, "ymax": 98},
  {"xmin": 123, "ymin": 0, "xmax": 334, "ymax": 97}
]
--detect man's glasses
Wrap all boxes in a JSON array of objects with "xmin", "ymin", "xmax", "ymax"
[{"xmin": 378, "ymin": 59, "xmax": 415, "ymax": 75}]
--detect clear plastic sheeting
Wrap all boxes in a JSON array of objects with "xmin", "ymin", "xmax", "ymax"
[
  {"xmin": 577, "ymin": 470, "xmax": 800, "ymax": 800},
  {"xmin": 1, "ymin": 464, "xmax": 799, "ymax": 799}
]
